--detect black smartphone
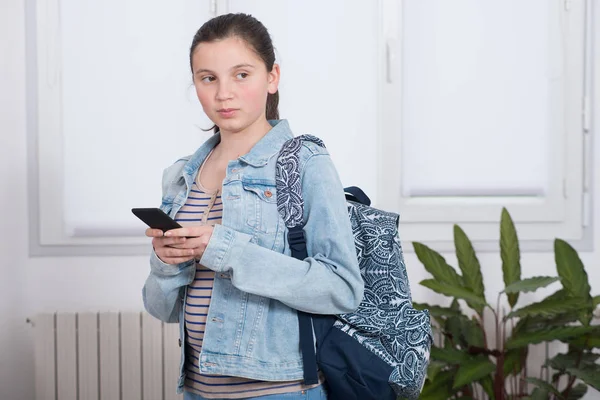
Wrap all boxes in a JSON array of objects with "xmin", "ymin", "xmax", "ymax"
[{"xmin": 131, "ymin": 208, "xmax": 182, "ymax": 232}]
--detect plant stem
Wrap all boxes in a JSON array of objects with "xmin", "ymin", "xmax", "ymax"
[
  {"xmin": 494, "ymin": 301, "xmax": 505, "ymax": 400},
  {"xmin": 545, "ymin": 342, "xmax": 550, "ymax": 382},
  {"xmin": 462, "ymin": 384, "xmax": 474, "ymax": 398},
  {"xmin": 504, "ymin": 318, "xmax": 516, "ymax": 398},
  {"xmin": 481, "ymin": 310, "xmax": 488, "ymax": 349},
  {"xmin": 562, "ymin": 337, "xmax": 588, "ymax": 398},
  {"xmin": 552, "ymin": 372, "xmax": 560, "ymax": 395},
  {"xmin": 496, "ymin": 293, "xmax": 502, "ymax": 351},
  {"xmin": 519, "ymin": 347, "xmax": 527, "ymax": 396}
]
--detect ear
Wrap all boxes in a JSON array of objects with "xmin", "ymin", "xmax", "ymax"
[{"xmin": 267, "ymin": 63, "xmax": 280, "ymax": 94}]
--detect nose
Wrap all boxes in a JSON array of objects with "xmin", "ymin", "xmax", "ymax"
[{"xmin": 215, "ymin": 79, "xmax": 234, "ymax": 101}]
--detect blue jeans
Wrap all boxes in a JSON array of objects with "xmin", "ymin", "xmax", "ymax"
[{"xmin": 183, "ymin": 385, "xmax": 327, "ymax": 400}]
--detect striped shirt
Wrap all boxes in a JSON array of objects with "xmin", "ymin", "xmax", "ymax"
[{"xmin": 180, "ymin": 177, "xmax": 322, "ymax": 399}]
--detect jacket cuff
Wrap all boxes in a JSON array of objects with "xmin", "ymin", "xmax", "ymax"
[
  {"xmin": 200, "ymin": 224, "xmax": 252, "ymax": 272},
  {"xmin": 150, "ymin": 249, "xmax": 195, "ymax": 276}
]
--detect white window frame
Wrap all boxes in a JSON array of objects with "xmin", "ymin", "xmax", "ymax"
[
  {"xmin": 376, "ymin": 0, "xmax": 594, "ymax": 252},
  {"xmin": 26, "ymin": 0, "xmax": 229, "ymax": 256},
  {"xmin": 27, "ymin": 0, "xmax": 594, "ymax": 255}
]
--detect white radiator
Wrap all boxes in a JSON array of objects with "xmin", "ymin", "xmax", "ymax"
[{"xmin": 31, "ymin": 312, "xmax": 182, "ymax": 400}]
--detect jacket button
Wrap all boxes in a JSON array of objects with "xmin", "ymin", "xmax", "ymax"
[
  {"xmin": 264, "ymin": 190, "xmax": 272, "ymax": 198},
  {"xmin": 178, "ymin": 338, "xmax": 182, "ymax": 347}
]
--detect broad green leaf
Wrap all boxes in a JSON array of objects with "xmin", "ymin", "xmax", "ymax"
[
  {"xmin": 452, "ymin": 357, "xmax": 495, "ymax": 389},
  {"xmin": 442, "ymin": 299, "xmax": 466, "ymax": 347},
  {"xmin": 443, "ymin": 307, "xmax": 466, "ymax": 348},
  {"xmin": 526, "ymin": 377, "xmax": 563, "ymax": 398},
  {"xmin": 480, "ymin": 376, "xmax": 495, "ymax": 400},
  {"xmin": 430, "ymin": 347, "xmax": 469, "ymax": 364},
  {"xmin": 454, "ymin": 225, "xmax": 485, "ymax": 314},
  {"xmin": 555, "ymin": 239, "xmax": 593, "ymax": 325},
  {"xmin": 418, "ymin": 387, "xmax": 453, "ymax": 400},
  {"xmin": 426, "ymin": 360, "xmax": 446, "ymax": 382},
  {"xmin": 544, "ymin": 288, "xmax": 570, "ymax": 302},
  {"xmin": 546, "ymin": 351, "xmax": 599, "ymax": 371},
  {"xmin": 531, "ymin": 387, "xmax": 550, "ymax": 400},
  {"xmin": 419, "ymin": 370, "xmax": 455, "ymax": 399},
  {"xmin": 506, "ymin": 326, "xmax": 598, "ymax": 349},
  {"xmin": 555, "ymin": 239, "xmax": 591, "ymax": 297},
  {"xmin": 563, "ymin": 383, "xmax": 588, "ymax": 400},
  {"xmin": 568, "ymin": 335, "xmax": 600, "ymax": 349},
  {"xmin": 420, "ymin": 279, "xmax": 488, "ymax": 307},
  {"xmin": 461, "ymin": 317, "xmax": 485, "ymax": 348},
  {"xmin": 566, "ymin": 325, "xmax": 600, "ymax": 348},
  {"xmin": 500, "ymin": 208, "xmax": 521, "ymax": 307},
  {"xmin": 593, "ymin": 295, "xmax": 600, "ymax": 309},
  {"xmin": 566, "ymin": 367, "xmax": 600, "ymax": 391},
  {"xmin": 443, "ymin": 337, "xmax": 454, "ymax": 349},
  {"xmin": 503, "ymin": 348, "xmax": 527, "ymax": 376},
  {"xmin": 413, "ymin": 303, "xmax": 464, "ymax": 320},
  {"xmin": 506, "ymin": 297, "xmax": 583, "ymax": 319},
  {"xmin": 504, "ymin": 276, "xmax": 560, "ymax": 294},
  {"xmin": 418, "ymin": 385, "xmax": 453, "ymax": 400},
  {"xmin": 413, "ymin": 242, "xmax": 463, "ymax": 287},
  {"xmin": 512, "ymin": 313, "xmax": 578, "ymax": 337},
  {"xmin": 450, "ymin": 299, "xmax": 461, "ymax": 311}
]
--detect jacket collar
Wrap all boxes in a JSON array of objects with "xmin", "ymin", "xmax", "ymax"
[
  {"xmin": 238, "ymin": 119, "xmax": 294, "ymax": 167},
  {"xmin": 183, "ymin": 119, "xmax": 293, "ymax": 177}
]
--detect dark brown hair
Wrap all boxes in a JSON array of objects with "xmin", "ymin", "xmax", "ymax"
[{"xmin": 190, "ymin": 13, "xmax": 279, "ymax": 133}]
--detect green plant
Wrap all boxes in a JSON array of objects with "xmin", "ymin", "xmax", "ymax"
[{"xmin": 412, "ymin": 208, "xmax": 600, "ymax": 399}]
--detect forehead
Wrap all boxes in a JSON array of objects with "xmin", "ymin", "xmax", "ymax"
[{"xmin": 191, "ymin": 36, "xmax": 263, "ymax": 70}]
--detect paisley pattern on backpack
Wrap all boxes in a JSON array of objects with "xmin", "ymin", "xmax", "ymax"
[
  {"xmin": 276, "ymin": 135, "xmax": 432, "ymax": 399},
  {"xmin": 276, "ymin": 135, "xmax": 325, "ymax": 228}
]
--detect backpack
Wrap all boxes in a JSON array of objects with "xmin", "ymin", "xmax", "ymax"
[{"xmin": 276, "ymin": 135, "xmax": 433, "ymax": 400}]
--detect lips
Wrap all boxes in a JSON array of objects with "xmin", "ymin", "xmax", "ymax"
[{"xmin": 217, "ymin": 108, "xmax": 238, "ymax": 118}]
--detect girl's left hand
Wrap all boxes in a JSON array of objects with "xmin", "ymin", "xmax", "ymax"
[{"xmin": 164, "ymin": 225, "xmax": 215, "ymax": 259}]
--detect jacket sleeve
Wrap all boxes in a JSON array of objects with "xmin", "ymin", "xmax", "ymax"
[
  {"xmin": 142, "ymin": 162, "xmax": 196, "ymax": 323},
  {"xmin": 199, "ymin": 152, "xmax": 364, "ymax": 315},
  {"xmin": 142, "ymin": 252, "xmax": 196, "ymax": 323}
]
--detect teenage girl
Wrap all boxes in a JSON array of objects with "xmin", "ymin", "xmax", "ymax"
[{"xmin": 142, "ymin": 13, "xmax": 363, "ymax": 400}]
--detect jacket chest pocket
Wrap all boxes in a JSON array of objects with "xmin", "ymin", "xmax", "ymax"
[{"xmin": 242, "ymin": 181, "xmax": 280, "ymax": 236}]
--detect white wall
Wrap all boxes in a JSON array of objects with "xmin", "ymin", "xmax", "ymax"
[
  {"xmin": 1, "ymin": 1, "xmax": 32, "ymax": 398},
  {"xmin": 1, "ymin": 4, "xmax": 149, "ymax": 399},
  {"xmin": 1, "ymin": 1, "xmax": 598, "ymax": 400}
]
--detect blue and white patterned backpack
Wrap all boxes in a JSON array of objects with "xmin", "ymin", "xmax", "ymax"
[{"xmin": 276, "ymin": 135, "xmax": 433, "ymax": 400}]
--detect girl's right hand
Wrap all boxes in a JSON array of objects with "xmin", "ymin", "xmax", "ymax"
[{"xmin": 145, "ymin": 228, "xmax": 196, "ymax": 265}]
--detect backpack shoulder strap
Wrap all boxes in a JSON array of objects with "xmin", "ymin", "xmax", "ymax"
[
  {"xmin": 275, "ymin": 134, "xmax": 326, "ymax": 386},
  {"xmin": 276, "ymin": 134, "xmax": 326, "ymax": 229}
]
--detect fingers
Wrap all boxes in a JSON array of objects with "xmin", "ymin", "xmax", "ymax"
[
  {"xmin": 164, "ymin": 226, "xmax": 212, "ymax": 238},
  {"xmin": 150, "ymin": 226, "xmax": 214, "ymax": 265},
  {"xmin": 145, "ymin": 228, "xmax": 165, "ymax": 238},
  {"xmin": 167, "ymin": 235, "xmax": 210, "ymax": 249},
  {"xmin": 152, "ymin": 236, "xmax": 188, "ymax": 248},
  {"xmin": 154, "ymin": 245, "xmax": 197, "ymax": 265}
]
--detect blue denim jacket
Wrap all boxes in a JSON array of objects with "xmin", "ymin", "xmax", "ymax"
[{"xmin": 142, "ymin": 120, "xmax": 364, "ymax": 392}]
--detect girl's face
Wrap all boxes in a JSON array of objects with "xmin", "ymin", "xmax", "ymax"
[{"xmin": 191, "ymin": 36, "xmax": 279, "ymax": 135}]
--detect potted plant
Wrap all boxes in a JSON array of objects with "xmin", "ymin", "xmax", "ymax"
[{"xmin": 411, "ymin": 208, "xmax": 600, "ymax": 399}]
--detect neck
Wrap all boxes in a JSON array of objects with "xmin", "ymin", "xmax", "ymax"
[{"xmin": 216, "ymin": 117, "xmax": 273, "ymax": 160}]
